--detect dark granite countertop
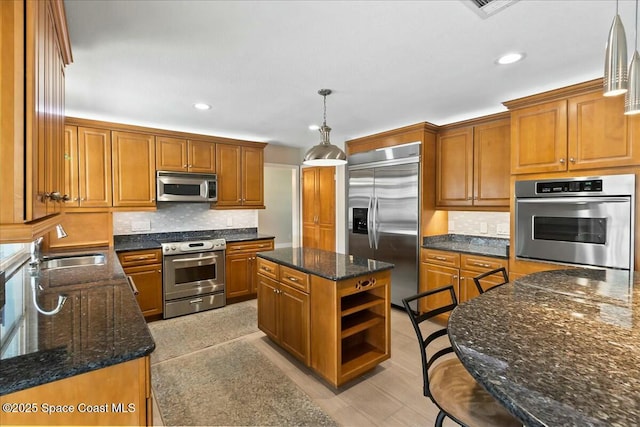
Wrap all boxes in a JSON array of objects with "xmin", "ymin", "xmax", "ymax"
[
  {"xmin": 113, "ymin": 228, "xmax": 274, "ymax": 252},
  {"xmin": 256, "ymin": 247, "xmax": 394, "ymax": 281},
  {"xmin": 0, "ymin": 248, "xmax": 155, "ymax": 396},
  {"xmin": 422, "ymin": 234, "xmax": 509, "ymax": 259},
  {"xmin": 448, "ymin": 268, "xmax": 640, "ymax": 427}
]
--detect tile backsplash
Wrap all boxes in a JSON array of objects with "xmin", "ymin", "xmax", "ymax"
[
  {"xmin": 448, "ymin": 211, "xmax": 510, "ymax": 238},
  {"xmin": 113, "ymin": 203, "xmax": 258, "ymax": 235}
]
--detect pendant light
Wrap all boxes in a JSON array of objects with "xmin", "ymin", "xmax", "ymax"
[
  {"xmin": 626, "ymin": 0, "xmax": 640, "ymax": 114},
  {"xmin": 604, "ymin": 0, "xmax": 628, "ymax": 96},
  {"xmin": 303, "ymin": 89, "xmax": 347, "ymax": 166}
]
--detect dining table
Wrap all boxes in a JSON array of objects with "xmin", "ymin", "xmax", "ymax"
[{"xmin": 448, "ymin": 268, "xmax": 640, "ymax": 427}]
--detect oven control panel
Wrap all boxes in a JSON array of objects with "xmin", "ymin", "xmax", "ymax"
[
  {"xmin": 162, "ymin": 238, "xmax": 226, "ymax": 255},
  {"xmin": 537, "ymin": 179, "xmax": 603, "ymax": 194}
]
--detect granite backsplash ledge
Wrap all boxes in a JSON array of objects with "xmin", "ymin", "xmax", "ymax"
[{"xmin": 422, "ymin": 234, "xmax": 510, "ymax": 258}]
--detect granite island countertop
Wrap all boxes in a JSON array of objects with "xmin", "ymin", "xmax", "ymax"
[
  {"xmin": 0, "ymin": 248, "xmax": 155, "ymax": 396},
  {"xmin": 256, "ymin": 247, "xmax": 394, "ymax": 281},
  {"xmin": 448, "ymin": 268, "xmax": 640, "ymax": 426},
  {"xmin": 422, "ymin": 234, "xmax": 509, "ymax": 259},
  {"xmin": 114, "ymin": 228, "xmax": 275, "ymax": 252}
]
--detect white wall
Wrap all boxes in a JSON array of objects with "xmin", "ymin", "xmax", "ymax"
[
  {"xmin": 447, "ymin": 211, "xmax": 510, "ymax": 238},
  {"xmin": 113, "ymin": 204, "xmax": 257, "ymax": 235},
  {"xmin": 259, "ymin": 164, "xmax": 298, "ymax": 248}
]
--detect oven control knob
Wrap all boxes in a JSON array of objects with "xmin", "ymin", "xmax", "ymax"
[{"xmin": 171, "ymin": 245, "xmax": 177, "ymax": 250}]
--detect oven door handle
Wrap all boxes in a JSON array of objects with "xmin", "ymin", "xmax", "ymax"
[
  {"xmin": 517, "ymin": 197, "xmax": 630, "ymax": 204},
  {"xmin": 171, "ymin": 255, "xmax": 218, "ymax": 265}
]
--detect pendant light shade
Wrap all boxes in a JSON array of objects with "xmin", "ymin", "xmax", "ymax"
[
  {"xmin": 627, "ymin": 0, "xmax": 640, "ymax": 114},
  {"xmin": 604, "ymin": 2, "xmax": 628, "ymax": 96},
  {"xmin": 303, "ymin": 89, "xmax": 347, "ymax": 166}
]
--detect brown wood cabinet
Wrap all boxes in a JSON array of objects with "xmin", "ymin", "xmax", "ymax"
[
  {"xmin": 215, "ymin": 143, "xmax": 265, "ymax": 208},
  {"xmin": 507, "ymin": 79, "xmax": 640, "ymax": 174},
  {"xmin": 257, "ymin": 256, "xmax": 390, "ymax": 387},
  {"xmin": 302, "ymin": 166, "xmax": 336, "ymax": 250},
  {"xmin": 63, "ymin": 126, "xmax": 112, "ymax": 208},
  {"xmin": 118, "ymin": 249, "xmax": 163, "ymax": 319},
  {"xmin": 420, "ymin": 248, "xmax": 508, "ymax": 317},
  {"xmin": 0, "ymin": 0, "xmax": 72, "ymax": 242},
  {"xmin": 0, "ymin": 356, "xmax": 151, "ymax": 426},
  {"xmin": 156, "ymin": 136, "xmax": 216, "ymax": 173},
  {"xmin": 436, "ymin": 115, "xmax": 510, "ymax": 209},
  {"xmin": 111, "ymin": 131, "xmax": 156, "ymax": 207},
  {"xmin": 225, "ymin": 239, "xmax": 274, "ymax": 301},
  {"xmin": 256, "ymin": 258, "xmax": 310, "ymax": 365}
]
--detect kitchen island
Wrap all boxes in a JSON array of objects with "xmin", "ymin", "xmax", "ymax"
[
  {"xmin": 256, "ymin": 247, "xmax": 394, "ymax": 387},
  {"xmin": 448, "ymin": 268, "xmax": 640, "ymax": 426},
  {"xmin": 0, "ymin": 248, "xmax": 155, "ymax": 426}
]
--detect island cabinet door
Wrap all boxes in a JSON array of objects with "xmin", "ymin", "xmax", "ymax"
[
  {"xmin": 278, "ymin": 283, "xmax": 310, "ymax": 365},
  {"xmin": 257, "ymin": 275, "xmax": 280, "ymax": 341}
]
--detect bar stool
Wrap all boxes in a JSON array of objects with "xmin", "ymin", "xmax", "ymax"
[
  {"xmin": 473, "ymin": 267, "xmax": 509, "ymax": 295},
  {"xmin": 402, "ymin": 285, "xmax": 520, "ymax": 427}
]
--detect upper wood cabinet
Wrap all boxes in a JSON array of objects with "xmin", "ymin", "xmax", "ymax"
[
  {"xmin": 215, "ymin": 143, "xmax": 265, "ymax": 208},
  {"xmin": 302, "ymin": 166, "xmax": 336, "ymax": 251},
  {"xmin": 156, "ymin": 136, "xmax": 216, "ymax": 173},
  {"xmin": 63, "ymin": 126, "xmax": 112, "ymax": 208},
  {"xmin": 436, "ymin": 116, "xmax": 510, "ymax": 209},
  {"xmin": 506, "ymin": 79, "xmax": 640, "ymax": 174},
  {"xmin": 112, "ymin": 131, "xmax": 156, "ymax": 207}
]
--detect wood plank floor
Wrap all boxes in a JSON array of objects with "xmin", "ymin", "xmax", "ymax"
[{"xmin": 152, "ymin": 301, "xmax": 459, "ymax": 426}]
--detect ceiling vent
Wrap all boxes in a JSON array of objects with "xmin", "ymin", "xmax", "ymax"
[{"xmin": 463, "ymin": 0, "xmax": 520, "ymax": 19}]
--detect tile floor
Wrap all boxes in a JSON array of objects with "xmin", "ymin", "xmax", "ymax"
[{"xmin": 151, "ymin": 301, "xmax": 458, "ymax": 426}]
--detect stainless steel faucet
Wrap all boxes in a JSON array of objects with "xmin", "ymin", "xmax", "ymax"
[{"xmin": 29, "ymin": 236, "xmax": 44, "ymax": 266}]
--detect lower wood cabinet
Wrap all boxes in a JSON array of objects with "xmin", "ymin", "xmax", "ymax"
[
  {"xmin": 256, "ymin": 261, "xmax": 310, "ymax": 365},
  {"xmin": 420, "ymin": 248, "xmax": 508, "ymax": 319},
  {"xmin": 117, "ymin": 249, "xmax": 163, "ymax": 319},
  {"xmin": 225, "ymin": 239, "xmax": 274, "ymax": 301},
  {"xmin": 0, "ymin": 357, "xmax": 151, "ymax": 426}
]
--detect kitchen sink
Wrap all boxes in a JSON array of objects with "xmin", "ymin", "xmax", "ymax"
[{"xmin": 41, "ymin": 253, "xmax": 106, "ymax": 270}]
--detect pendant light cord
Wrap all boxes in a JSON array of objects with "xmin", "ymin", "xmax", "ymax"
[
  {"xmin": 323, "ymin": 94, "xmax": 327, "ymax": 126},
  {"xmin": 636, "ymin": 0, "xmax": 639, "ymax": 52}
]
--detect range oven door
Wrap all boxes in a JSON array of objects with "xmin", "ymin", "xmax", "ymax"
[
  {"xmin": 163, "ymin": 250, "xmax": 225, "ymax": 301},
  {"xmin": 515, "ymin": 197, "xmax": 632, "ymax": 269}
]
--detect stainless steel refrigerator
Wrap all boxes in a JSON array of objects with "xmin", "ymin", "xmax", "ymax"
[{"xmin": 347, "ymin": 143, "xmax": 420, "ymax": 307}]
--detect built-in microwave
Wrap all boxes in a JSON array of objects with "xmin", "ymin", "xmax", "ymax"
[
  {"xmin": 156, "ymin": 170, "xmax": 217, "ymax": 203},
  {"xmin": 515, "ymin": 174, "xmax": 635, "ymax": 270}
]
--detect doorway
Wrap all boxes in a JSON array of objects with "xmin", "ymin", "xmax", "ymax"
[{"xmin": 259, "ymin": 163, "xmax": 300, "ymax": 248}]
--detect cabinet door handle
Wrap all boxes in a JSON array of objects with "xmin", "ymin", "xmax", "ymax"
[
  {"xmin": 157, "ymin": 269, "xmax": 162, "ymax": 273},
  {"xmin": 559, "ymin": 158, "xmax": 565, "ymax": 164},
  {"xmin": 569, "ymin": 157, "xmax": 575, "ymax": 163},
  {"xmin": 261, "ymin": 266, "xmax": 271, "ymax": 272},
  {"xmin": 472, "ymin": 262, "xmax": 491, "ymax": 268},
  {"xmin": 433, "ymin": 256, "xmax": 447, "ymax": 261},
  {"xmin": 127, "ymin": 276, "xmax": 139, "ymax": 296},
  {"xmin": 286, "ymin": 276, "xmax": 298, "ymax": 282}
]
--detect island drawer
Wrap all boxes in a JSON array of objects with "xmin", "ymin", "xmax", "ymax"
[
  {"xmin": 118, "ymin": 249, "xmax": 162, "ymax": 267},
  {"xmin": 256, "ymin": 257, "xmax": 279, "ymax": 280},
  {"xmin": 421, "ymin": 249, "xmax": 460, "ymax": 268},
  {"xmin": 460, "ymin": 254, "xmax": 508, "ymax": 272},
  {"xmin": 337, "ymin": 271, "xmax": 389, "ymax": 297},
  {"xmin": 226, "ymin": 239, "xmax": 274, "ymax": 254},
  {"xmin": 280, "ymin": 266, "xmax": 309, "ymax": 292}
]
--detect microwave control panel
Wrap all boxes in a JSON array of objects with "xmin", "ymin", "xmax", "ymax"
[{"xmin": 537, "ymin": 179, "xmax": 603, "ymax": 194}]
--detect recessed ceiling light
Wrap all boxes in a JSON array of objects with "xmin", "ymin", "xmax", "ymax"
[
  {"xmin": 308, "ymin": 124, "xmax": 320, "ymax": 131},
  {"xmin": 193, "ymin": 103, "xmax": 211, "ymax": 110},
  {"xmin": 496, "ymin": 52, "xmax": 525, "ymax": 65}
]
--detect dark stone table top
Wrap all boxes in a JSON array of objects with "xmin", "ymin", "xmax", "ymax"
[
  {"xmin": 0, "ymin": 248, "xmax": 155, "ymax": 396},
  {"xmin": 422, "ymin": 234, "xmax": 509, "ymax": 259},
  {"xmin": 113, "ymin": 228, "xmax": 274, "ymax": 252},
  {"xmin": 256, "ymin": 247, "xmax": 394, "ymax": 281},
  {"xmin": 448, "ymin": 268, "xmax": 640, "ymax": 427}
]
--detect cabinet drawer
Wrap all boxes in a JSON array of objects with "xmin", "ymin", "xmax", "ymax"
[
  {"xmin": 280, "ymin": 266, "xmax": 309, "ymax": 293},
  {"xmin": 460, "ymin": 254, "xmax": 507, "ymax": 272},
  {"xmin": 337, "ymin": 271, "xmax": 390, "ymax": 297},
  {"xmin": 257, "ymin": 257, "xmax": 279, "ymax": 280},
  {"xmin": 118, "ymin": 249, "xmax": 162, "ymax": 268},
  {"xmin": 421, "ymin": 249, "xmax": 460, "ymax": 268},
  {"xmin": 226, "ymin": 239, "xmax": 274, "ymax": 254}
]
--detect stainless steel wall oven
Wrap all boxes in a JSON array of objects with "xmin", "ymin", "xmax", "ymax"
[
  {"xmin": 162, "ymin": 238, "xmax": 226, "ymax": 318},
  {"xmin": 515, "ymin": 174, "xmax": 635, "ymax": 270}
]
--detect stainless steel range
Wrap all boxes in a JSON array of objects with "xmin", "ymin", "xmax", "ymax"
[{"xmin": 161, "ymin": 238, "xmax": 226, "ymax": 319}]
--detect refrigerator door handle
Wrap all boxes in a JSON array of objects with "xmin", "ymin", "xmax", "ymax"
[
  {"xmin": 373, "ymin": 196, "xmax": 380, "ymax": 250},
  {"xmin": 367, "ymin": 196, "xmax": 374, "ymax": 249}
]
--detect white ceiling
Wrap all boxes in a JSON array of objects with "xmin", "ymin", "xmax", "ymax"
[{"xmin": 64, "ymin": 0, "xmax": 637, "ymax": 150}]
